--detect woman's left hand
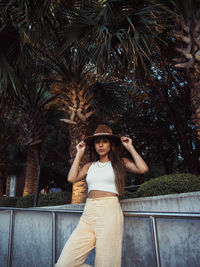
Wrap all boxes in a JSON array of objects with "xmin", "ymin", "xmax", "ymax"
[{"xmin": 121, "ymin": 136, "xmax": 133, "ymax": 150}]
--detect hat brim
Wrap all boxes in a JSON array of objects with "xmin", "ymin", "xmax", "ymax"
[{"xmin": 84, "ymin": 133, "xmax": 121, "ymax": 143}]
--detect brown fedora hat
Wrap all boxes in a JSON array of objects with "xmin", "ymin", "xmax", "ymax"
[{"xmin": 84, "ymin": 124, "xmax": 121, "ymax": 143}]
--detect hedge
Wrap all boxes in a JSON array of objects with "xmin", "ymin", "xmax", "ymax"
[
  {"xmin": 135, "ymin": 173, "xmax": 200, "ymax": 198},
  {"xmin": 0, "ymin": 192, "xmax": 72, "ymax": 208},
  {"xmin": 0, "ymin": 196, "xmax": 19, "ymax": 207},
  {"xmin": 16, "ymin": 191, "xmax": 72, "ymax": 208},
  {"xmin": 38, "ymin": 191, "xmax": 72, "ymax": 207},
  {"xmin": 1, "ymin": 173, "xmax": 199, "ymax": 208}
]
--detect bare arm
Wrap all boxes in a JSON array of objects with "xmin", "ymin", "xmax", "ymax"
[
  {"xmin": 121, "ymin": 136, "xmax": 149, "ymax": 174},
  {"xmin": 67, "ymin": 141, "xmax": 92, "ymax": 183}
]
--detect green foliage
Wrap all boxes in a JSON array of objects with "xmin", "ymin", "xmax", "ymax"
[
  {"xmin": 37, "ymin": 192, "xmax": 72, "ymax": 207},
  {"xmin": 0, "ymin": 197, "xmax": 19, "ymax": 207},
  {"xmin": 15, "ymin": 192, "xmax": 72, "ymax": 208},
  {"xmin": 15, "ymin": 194, "xmax": 35, "ymax": 208},
  {"xmin": 136, "ymin": 173, "xmax": 200, "ymax": 198},
  {"xmin": 119, "ymin": 191, "xmax": 137, "ymax": 200}
]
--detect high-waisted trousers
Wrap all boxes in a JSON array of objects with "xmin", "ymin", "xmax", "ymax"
[{"xmin": 55, "ymin": 196, "xmax": 124, "ymax": 267}]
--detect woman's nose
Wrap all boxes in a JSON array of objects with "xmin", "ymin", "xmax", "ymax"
[{"xmin": 99, "ymin": 141, "xmax": 103, "ymax": 146}]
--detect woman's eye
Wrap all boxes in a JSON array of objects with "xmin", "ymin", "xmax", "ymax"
[{"xmin": 95, "ymin": 138, "xmax": 109, "ymax": 144}]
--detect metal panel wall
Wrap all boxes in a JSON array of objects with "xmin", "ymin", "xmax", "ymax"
[
  {"xmin": 11, "ymin": 211, "xmax": 52, "ymax": 267},
  {"xmin": 0, "ymin": 211, "xmax": 10, "ymax": 266},
  {"xmin": 157, "ymin": 217, "xmax": 200, "ymax": 267},
  {"xmin": 122, "ymin": 217, "xmax": 154, "ymax": 267},
  {"xmin": 0, "ymin": 208, "xmax": 200, "ymax": 267}
]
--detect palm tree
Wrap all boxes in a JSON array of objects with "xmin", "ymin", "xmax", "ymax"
[
  {"xmin": 0, "ymin": 47, "xmax": 56, "ymax": 197},
  {"xmin": 0, "ymin": 102, "xmax": 19, "ymax": 198},
  {"xmin": 171, "ymin": 0, "xmax": 200, "ymax": 140},
  {"xmin": 0, "ymin": 0, "xmax": 171, "ymax": 203},
  {"xmin": 0, "ymin": 1, "xmax": 62, "ymax": 197},
  {"xmin": 0, "ymin": 1, "xmax": 91, "ymax": 202},
  {"xmin": 49, "ymin": 48, "xmax": 95, "ymax": 203},
  {"xmin": 13, "ymin": 70, "xmax": 57, "ymax": 197}
]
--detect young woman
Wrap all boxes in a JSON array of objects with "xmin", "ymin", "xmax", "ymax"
[{"xmin": 55, "ymin": 124, "xmax": 149, "ymax": 267}]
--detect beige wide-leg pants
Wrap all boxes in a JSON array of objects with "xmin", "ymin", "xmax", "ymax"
[{"xmin": 55, "ymin": 196, "xmax": 124, "ymax": 267}]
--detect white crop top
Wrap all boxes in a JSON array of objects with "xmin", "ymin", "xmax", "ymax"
[{"xmin": 86, "ymin": 161, "xmax": 119, "ymax": 195}]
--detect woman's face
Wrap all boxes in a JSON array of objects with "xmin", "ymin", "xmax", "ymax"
[{"xmin": 94, "ymin": 137, "xmax": 111, "ymax": 156}]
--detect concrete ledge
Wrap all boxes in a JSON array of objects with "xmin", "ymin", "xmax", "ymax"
[
  {"xmin": 43, "ymin": 191, "xmax": 200, "ymax": 212},
  {"xmin": 121, "ymin": 191, "xmax": 200, "ymax": 212}
]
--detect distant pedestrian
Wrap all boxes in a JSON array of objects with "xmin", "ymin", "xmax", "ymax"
[
  {"xmin": 50, "ymin": 183, "xmax": 62, "ymax": 193},
  {"xmin": 40, "ymin": 185, "xmax": 51, "ymax": 194}
]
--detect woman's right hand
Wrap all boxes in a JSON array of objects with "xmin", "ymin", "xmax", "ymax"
[
  {"xmin": 76, "ymin": 141, "xmax": 86, "ymax": 157},
  {"xmin": 68, "ymin": 141, "xmax": 88, "ymax": 183}
]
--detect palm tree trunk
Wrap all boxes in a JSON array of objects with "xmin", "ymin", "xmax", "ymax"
[
  {"xmin": 69, "ymin": 124, "xmax": 90, "ymax": 204},
  {"xmin": 172, "ymin": 9, "xmax": 200, "ymax": 142},
  {"xmin": 54, "ymin": 79, "xmax": 96, "ymax": 203},
  {"xmin": 23, "ymin": 146, "xmax": 39, "ymax": 196},
  {"xmin": 0, "ymin": 170, "xmax": 4, "ymax": 199},
  {"xmin": 190, "ymin": 71, "xmax": 200, "ymax": 140}
]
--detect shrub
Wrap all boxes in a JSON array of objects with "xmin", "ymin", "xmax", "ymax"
[
  {"xmin": 38, "ymin": 191, "xmax": 72, "ymax": 207},
  {"xmin": 0, "ymin": 197, "xmax": 19, "ymax": 207},
  {"xmin": 15, "ymin": 194, "xmax": 35, "ymax": 208},
  {"xmin": 15, "ymin": 191, "xmax": 72, "ymax": 208},
  {"xmin": 136, "ymin": 173, "xmax": 200, "ymax": 198}
]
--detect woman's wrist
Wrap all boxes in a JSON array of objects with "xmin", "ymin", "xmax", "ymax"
[
  {"xmin": 125, "ymin": 144, "xmax": 135, "ymax": 153},
  {"xmin": 76, "ymin": 151, "xmax": 84, "ymax": 159}
]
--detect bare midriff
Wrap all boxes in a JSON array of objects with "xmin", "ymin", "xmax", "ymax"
[{"xmin": 88, "ymin": 190, "xmax": 118, "ymax": 198}]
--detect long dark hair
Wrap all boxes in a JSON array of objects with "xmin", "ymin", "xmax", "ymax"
[{"xmin": 90, "ymin": 137, "xmax": 126, "ymax": 195}]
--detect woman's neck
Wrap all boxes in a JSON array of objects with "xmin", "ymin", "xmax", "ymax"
[{"xmin": 99, "ymin": 155, "xmax": 109, "ymax": 163}]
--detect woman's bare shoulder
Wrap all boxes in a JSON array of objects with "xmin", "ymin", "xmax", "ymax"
[{"xmin": 84, "ymin": 162, "xmax": 93, "ymax": 170}]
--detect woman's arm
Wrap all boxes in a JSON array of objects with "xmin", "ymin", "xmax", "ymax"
[
  {"xmin": 121, "ymin": 136, "xmax": 149, "ymax": 174},
  {"xmin": 67, "ymin": 141, "xmax": 92, "ymax": 183}
]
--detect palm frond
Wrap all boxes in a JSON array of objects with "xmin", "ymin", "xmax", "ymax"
[{"xmin": 56, "ymin": 0, "xmax": 171, "ymax": 76}]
